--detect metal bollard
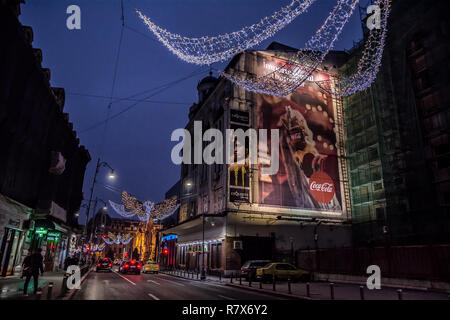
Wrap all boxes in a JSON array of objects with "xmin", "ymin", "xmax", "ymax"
[
  {"xmin": 306, "ymin": 282, "xmax": 310, "ymax": 297},
  {"xmin": 259, "ymin": 279, "xmax": 262, "ymax": 289},
  {"xmin": 61, "ymin": 274, "xmax": 68, "ymax": 294},
  {"xmin": 46, "ymin": 282, "xmax": 54, "ymax": 300},
  {"xmin": 330, "ymin": 283, "xmax": 335, "ymax": 300},
  {"xmin": 249, "ymin": 277, "xmax": 252, "ymax": 287},
  {"xmin": 239, "ymin": 274, "xmax": 242, "ymax": 285},
  {"xmin": 230, "ymin": 273, "xmax": 233, "ymax": 283},
  {"xmin": 197, "ymin": 272, "xmax": 199, "ymax": 280},
  {"xmin": 288, "ymin": 277, "xmax": 292, "ymax": 294},
  {"xmin": 219, "ymin": 272, "xmax": 222, "ymax": 282},
  {"xmin": 35, "ymin": 289, "xmax": 42, "ymax": 300},
  {"xmin": 272, "ymin": 274, "xmax": 276, "ymax": 291},
  {"xmin": 397, "ymin": 289, "xmax": 403, "ymax": 300},
  {"xmin": 359, "ymin": 286, "xmax": 365, "ymax": 300}
]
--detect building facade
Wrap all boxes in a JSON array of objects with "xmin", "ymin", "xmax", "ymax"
[
  {"xmin": 341, "ymin": 0, "xmax": 450, "ymax": 246},
  {"xmin": 0, "ymin": 0, "xmax": 91, "ymax": 275},
  {"xmin": 163, "ymin": 43, "xmax": 353, "ymax": 275}
]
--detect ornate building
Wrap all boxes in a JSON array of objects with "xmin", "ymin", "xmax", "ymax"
[{"xmin": 162, "ymin": 43, "xmax": 352, "ymax": 275}]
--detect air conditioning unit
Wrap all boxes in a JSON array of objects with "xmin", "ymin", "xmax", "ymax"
[{"xmin": 233, "ymin": 240, "xmax": 243, "ymax": 250}]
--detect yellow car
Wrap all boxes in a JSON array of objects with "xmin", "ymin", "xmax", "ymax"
[
  {"xmin": 256, "ymin": 263, "xmax": 310, "ymax": 283},
  {"xmin": 143, "ymin": 261, "xmax": 159, "ymax": 274}
]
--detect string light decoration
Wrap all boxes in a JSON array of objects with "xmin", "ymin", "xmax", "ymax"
[
  {"xmin": 109, "ymin": 191, "xmax": 154, "ymax": 222},
  {"xmin": 102, "ymin": 232, "xmax": 134, "ymax": 245},
  {"xmin": 315, "ymin": 0, "xmax": 391, "ymax": 97},
  {"xmin": 136, "ymin": 0, "xmax": 318, "ymax": 65},
  {"xmin": 151, "ymin": 196, "xmax": 180, "ymax": 221},
  {"xmin": 221, "ymin": 0, "xmax": 360, "ymax": 97}
]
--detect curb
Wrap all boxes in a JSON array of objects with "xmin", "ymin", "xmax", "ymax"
[
  {"xmin": 161, "ymin": 271, "xmax": 311, "ymax": 300},
  {"xmin": 224, "ymin": 282, "xmax": 312, "ymax": 300},
  {"xmin": 160, "ymin": 271, "xmax": 203, "ymax": 282},
  {"xmin": 62, "ymin": 267, "xmax": 93, "ymax": 300}
]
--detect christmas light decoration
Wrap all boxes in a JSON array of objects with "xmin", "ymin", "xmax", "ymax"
[
  {"xmin": 221, "ymin": 0, "xmax": 360, "ymax": 97},
  {"xmin": 315, "ymin": 0, "xmax": 391, "ymax": 97},
  {"xmin": 136, "ymin": 0, "xmax": 318, "ymax": 65},
  {"xmin": 102, "ymin": 232, "xmax": 134, "ymax": 245},
  {"xmin": 109, "ymin": 191, "xmax": 154, "ymax": 222},
  {"xmin": 151, "ymin": 196, "xmax": 180, "ymax": 221}
]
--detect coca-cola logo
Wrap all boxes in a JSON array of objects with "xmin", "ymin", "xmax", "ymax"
[{"xmin": 309, "ymin": 171, "xmax": 335, "ymax": 204}]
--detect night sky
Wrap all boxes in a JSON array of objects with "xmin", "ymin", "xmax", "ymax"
[{"xmin": 20, "ymin": 0, "xmax": 365, "ymax": 223}]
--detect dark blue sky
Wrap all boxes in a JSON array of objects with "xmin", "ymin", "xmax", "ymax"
[{"xmin": 21, "ymin": 0, "xmax": 365, "ymax": 222}]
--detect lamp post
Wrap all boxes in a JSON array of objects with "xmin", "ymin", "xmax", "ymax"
[
  {"xmin": 201, "ymin": 213, "xmax": 206, "ymax": 280},
  {"xmin": 84, "ymin": 158, "xmax": 115, "ymax": 239},
  {"xmin": 91, "ymin": 198, "xmax": 108, "ymax": 243}
]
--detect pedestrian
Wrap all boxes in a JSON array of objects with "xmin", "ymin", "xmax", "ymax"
[
  {"xmin": 21, "ymin": 251, "xmax": 32, "ymax": 279},
  {"xmin": 63, "ymin": 255, "xmax": 70, "ymax": 271},
  {"xmin": 23, "ymin": 248, "xmax": 44, "ymax": 296}
]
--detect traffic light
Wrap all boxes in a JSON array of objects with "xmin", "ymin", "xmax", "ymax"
[
  {"xmin": 102, "ymin": 234, "xmax": 107, "ymax": 238},
  {"xmin": 163, "ymin": 248, "xmax": 168, "ymax": 255}
]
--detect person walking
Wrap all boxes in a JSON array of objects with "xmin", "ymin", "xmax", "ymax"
[
  {"xmin": 21, "ymin": 252, "xmax": 32, "ymax": 279},
  {"xmin": 23, "ymin": 248, "xmax": 44, "ymax": 296}
]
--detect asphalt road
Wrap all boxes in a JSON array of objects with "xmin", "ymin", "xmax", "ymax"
[{"xmin": 71, "ymin": 268, "xmax": 286, "ymax": 300}]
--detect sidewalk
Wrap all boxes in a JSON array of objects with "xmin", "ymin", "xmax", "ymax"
[
  {"xmin": 0, "ymin": 271, "xmax": 67, "ymax": 300},
  {"xmin": 161, "ymin": 270, "xmax": 450, "ymax": 300}
]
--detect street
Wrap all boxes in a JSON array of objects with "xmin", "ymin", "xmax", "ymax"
[{"xmin": 72, "ymin": 268, "xmax": 284, "ymax": 300}]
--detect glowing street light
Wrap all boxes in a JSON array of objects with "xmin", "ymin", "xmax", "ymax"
[{"xmin": 108, "ymin": 170, "xmax": 116, "ymax": 179}]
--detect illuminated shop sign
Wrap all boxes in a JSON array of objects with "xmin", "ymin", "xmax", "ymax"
[
  {"xmin": 46, "ymin": 231, "xmax": 61, "ymax": 243},
  {"xmin": 161, "ymin": 234, "xmax": 178, "ymax": 242},
  {"xmin": 35, "ymin": 227, "xmax": 48, "ymax": 237}
]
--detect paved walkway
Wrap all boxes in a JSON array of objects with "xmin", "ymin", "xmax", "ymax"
[
  {"xmin": 161, "ymin": 270, "xmax": 450, "ymax": 300},
  {"xmin": 0, "ymin": 271, "xmax": 67, "ymax": 300}
]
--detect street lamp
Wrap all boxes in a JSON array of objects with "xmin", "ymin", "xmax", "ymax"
[
  {"xmin": 84, "ymin": 158, "xmax": 115, "ymax": 238},
  {"xmin": 91, "ymin": 198, "xmax": 108, "ymax": 242},
  {"xmin": 201, "ymin": 213, "xmax": 206, "ymax": 280},
  {"xmin": 108, "ymin": 170, "xmax": 116, "ymax": 179}
]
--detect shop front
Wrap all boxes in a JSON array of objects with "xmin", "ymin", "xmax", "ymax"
[
  {"xmin": 0, "ymin": 193, "xmax": 31, "ymax": 277},
  {"xmin": 31, "ymin": 219, "xmax": 70, "ymax": 272},
  {"xmin": 162, "ymin": 215, "xmax": 226, "ymax": 273}
]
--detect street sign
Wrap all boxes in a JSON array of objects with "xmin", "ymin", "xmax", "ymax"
[
  {"xmin": 46, "ymin": 231, "xmax": 61, "ymax": 243},
  {"xmin": 35, "ymin": 227, "xmax": 48, "ymax": 237}
]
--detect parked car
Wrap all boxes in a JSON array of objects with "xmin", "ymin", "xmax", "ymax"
[
  {"xmin": 241, "ymin": 260, "xmax": 271, "ymax": 280},
  {"xmin": 143, "ymin": 261, "xmax": 159, "ymax": 274},
  {"xmin": 256, "ymin": 263, "xmax": 310, "ymax": 282},
  {"xmin": 119, "ymin": 259, "xmax": 142, "ymax": 275},
  {"xmin": 96, "ymin": 258, "xmax": 113, "ymax": 272}
]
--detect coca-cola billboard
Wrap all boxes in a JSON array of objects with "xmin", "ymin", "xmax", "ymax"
[
  {"xmin": 256, "ymin": 54, "xmax": 342, "ymax": 213},
  {"xmin": 309, "ymin": 171, "xmax": 335, "ymax": 204}
]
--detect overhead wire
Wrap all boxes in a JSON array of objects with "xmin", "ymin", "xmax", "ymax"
[{"xmin": 79, "ymin": 67, "xmax": 209, "ymax": 133}]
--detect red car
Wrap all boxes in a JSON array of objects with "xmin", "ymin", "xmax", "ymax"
[
  {"xmin": 119, "ymin": 259, "xmax": 142, "ymax": 275},
  {"xmin": 96, "ymin": 258, "xmax": 113, "ymax": 272}
]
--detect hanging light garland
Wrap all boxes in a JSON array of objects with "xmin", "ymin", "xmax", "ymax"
[
  {"xmin": 136, "ymin": 0, "xmax": 318, "ymax": 65},
  {"xmin": 315, "ymin": 0, "xmax": 391, "ymax": 97},
  {"xmin": 221, "ymin": 0, "xmax": 360, "ymax": 97},
  {"xmin": 136, "ymin": 0, "xmax": 389, "ymax": 98},
  {"xmin": 102, "ymin": 232, "xmax": 134, "ymax": 245},
  {"xmin": 151, "ymin": 196, "xmax": 180, "ymax": 222},
  {"xmin": 109, "ymin": 191, "xmax": 154, "ymax": 223}
]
